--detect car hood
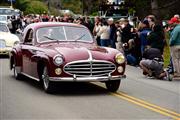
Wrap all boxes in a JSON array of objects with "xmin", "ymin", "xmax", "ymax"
[
  {"xmin": 0, "ymin": 21, "xmax": 7, "ymax": 24},
  {"xmin": 0, "ymin": 32, "xmax": 20, "ymax": 46},
  {"xmin": 40, "ymin": 43, "xmax": 119, "ymax": 63}
]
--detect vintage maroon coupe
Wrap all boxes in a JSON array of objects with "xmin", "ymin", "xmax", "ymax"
[{"xmin": 10, "ymin": 22, "xmax": 126, "ymax": 93}]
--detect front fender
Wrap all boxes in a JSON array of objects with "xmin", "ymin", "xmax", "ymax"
[
  {"xmin": 31, "ymin": 53, "xmax": 50, "ymax": 65},
  {"xmin": 31, "ymin": 53, "xmax": 53, "ymax": 78},
  {"xmin": 10, "ymin": 47, "xmax": 22, "ymax": 70}
]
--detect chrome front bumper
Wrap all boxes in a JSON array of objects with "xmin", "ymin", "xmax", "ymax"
[
  {"xmin": 0, "ymin": 47, "xmax": 12, "ymax": 55},
  {"xmin": 49, "ymin": 75, "xmax": 126, "ymax": 82}
]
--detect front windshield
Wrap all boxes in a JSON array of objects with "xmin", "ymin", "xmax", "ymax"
[
  {"xmin": 37, "ymin": 26, "xmax": 93, "ymax": 43},
  {"xmin": 0, "ymin": 9, "xmax": 14, "ymax": 15},
  {"xmin": 0, "ymin": 24, "xmax": 9, "ymax": 32},
  {"xmin": 0, "ymin": 16, "xmax": 7, "ymax": 21}
]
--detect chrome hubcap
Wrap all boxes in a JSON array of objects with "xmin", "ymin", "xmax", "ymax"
[
  {"xmin": 13, "ymin": 64, "xmax": 17, "ymax": 77},
  {"xmin": 42, "ymin": 67, "xmax": 49, "ymax": 90}
]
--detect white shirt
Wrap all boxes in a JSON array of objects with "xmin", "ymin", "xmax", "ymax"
[{"xmin": 98, "ymin": 25, "xmax": 110, "ymax": 40}]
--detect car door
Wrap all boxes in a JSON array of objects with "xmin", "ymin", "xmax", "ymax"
[{"xmin": 21, "ymin": 29, "xmax": 38, "ymax": 79}]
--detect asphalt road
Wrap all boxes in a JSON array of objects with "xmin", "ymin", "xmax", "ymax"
[{"xmin": 0, "ymin": 57, "xmax": 180, "ymax": 120}]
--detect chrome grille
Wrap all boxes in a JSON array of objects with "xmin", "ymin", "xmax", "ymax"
[{"xmin": 64, "ymin": 60, "xmax": 116, "ymax": 77}]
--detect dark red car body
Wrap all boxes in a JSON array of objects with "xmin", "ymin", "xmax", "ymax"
[{"xmin": 10, "ymin": 22, "xmax": 126, "ymax": 93}]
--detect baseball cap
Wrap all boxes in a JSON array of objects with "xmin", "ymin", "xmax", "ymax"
[{"xmin": 168, "ymin": 17, "xmax": 179, "ymax": 24}]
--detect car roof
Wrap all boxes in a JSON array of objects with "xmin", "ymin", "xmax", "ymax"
[
  {"xmin": 0, "ymin": 7, "xmax": 13, "ymax": 9},
  {"xmin": 0, "ymin": 15, "xmax": 8, "ymax": 17},
  {"xmin": 26, "ymin": 22, "xmax": 86, "ymax": 30}
]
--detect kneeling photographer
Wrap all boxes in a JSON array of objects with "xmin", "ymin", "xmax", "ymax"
[{"xmin": 139, "ymin": 48, "xmax": 168, "ymax": 80}]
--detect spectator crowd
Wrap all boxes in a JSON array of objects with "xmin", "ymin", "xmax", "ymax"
[{"xmin": 6, "ymin": 12, "xmax": 180, "ymax": 80}]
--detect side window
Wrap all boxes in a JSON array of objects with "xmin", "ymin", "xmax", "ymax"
[{"xmin": 24, "ymin": 29, "xmax": 33, "ymax": 45}]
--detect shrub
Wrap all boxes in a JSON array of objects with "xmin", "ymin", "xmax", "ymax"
[{"xmin": 24, "ymin": 0, "xmax": 48, "ymax": 15}]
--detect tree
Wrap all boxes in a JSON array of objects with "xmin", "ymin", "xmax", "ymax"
[
  {"xmin": 14, "ymin": 0, "xmax": 29, "ymax": 12},
  {"xmin": 1, "ymin": 0, "xmax": 180, "ymax": 18},
  {"xmin": 125, "ymin": 0, "xmax": 180, "ymax": 19},
  {"xmin": 24, "ymin": 1, "xmax": 48, "ymax": 14}
]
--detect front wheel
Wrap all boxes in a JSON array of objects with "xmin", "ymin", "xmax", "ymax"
[
  {"xmin": 105, "ymin": 80, "xmax": 121, "ymax": 92},
  {"xmin": 13, "ymin": 61, "xmax": 23, "ymax": 80},
  {"xmin": 41, "ymin": 66, "xmax": 55, "ymax": 93}
]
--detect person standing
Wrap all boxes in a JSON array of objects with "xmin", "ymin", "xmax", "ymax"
[
  {"xmin": 121, "ymin": 19, "xmax": 134, "ymax": 44},
  {"xmin": 107, "ymin": 18, "xmax": 117, "ymax": 48},
  {"xmin": 139, "ymin": 20, "xmax": 152, "ymax": 55},
  {"xmin": 147, "ymin": 24, "xmax": 165, "ymax": 54},
  {"xmin": 98, "ymin": 20, "xmax": 110, "ymax": 47},
  {"xmin": 169, "ymin": 17, "xmax": 180, "ymax": 79},
  {"xmin": 93, "ymin": 16, "xmax": 102, "ymax": 46}
]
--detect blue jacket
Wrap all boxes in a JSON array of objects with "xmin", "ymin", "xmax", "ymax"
[
  {"xmin": 170, "ymin": 24, "xmax": 180, "ymax": 46},
  {"xmin": 140, "ymin": 28, "xmax": 152, "ymax": 47}
]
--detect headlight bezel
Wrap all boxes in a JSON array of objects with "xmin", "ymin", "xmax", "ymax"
[
  {"xmin": 115, "ymin": 53, "xmax": 125, "ymax": 64},
  {"xmin": 53, "ymin": 54, "xmax": 64, "ymax": 66},
  {"xmin": 14, "ymin": 41, "xmax": 19, "ymax": 46}
]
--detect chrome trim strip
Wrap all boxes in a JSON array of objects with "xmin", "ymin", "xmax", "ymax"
[
  {"xmin": 66, "ymin": 64, "xmax": 91, "ymax": 67},
  {"xmin": 64, "ymin": 67, "xmax": 91, "ymax": 70},
  {"xmin": 64, "ymin": 67, "xmax": 115, "ymax": 70},
  {"xmin": 92, "ymin": 67, "xmax": 115, "ymax": 69},
  {"xmin": 87, "ymin": 49, "xmax": 93, "ymax": 76},
  {"xmin": 87, "ymin": 49, "xmax": 93, "ymax": 61},
  {"xmin": 65, "ymin": 70, "xmax": 113, "ymax": 74},
  {"xmin": 49, "ymin": 75, "xmax": 126, "ymax": 82},
  {"xmin": 21, "ymin": 72, "xmax": 40, "ymax": 81}
]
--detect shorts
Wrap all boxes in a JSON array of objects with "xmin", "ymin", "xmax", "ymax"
[{"xmin": 141, "ymin": 59, "xmax": 164, "ymax": 77}]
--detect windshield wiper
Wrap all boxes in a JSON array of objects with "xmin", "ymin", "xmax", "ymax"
[
  {"xmin": 75, "ymin": 34, "xmax": 85, "ymax": 41},
  {"xmin": 43, "ymin": 35, "xmax": 60, "ymax": 44},
  {"xmin": 43, "ymin": 35, "xmax": 56, "ymax": 40}
]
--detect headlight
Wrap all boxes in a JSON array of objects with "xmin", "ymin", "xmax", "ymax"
[
  {"xmin": 115, "ymin": 53, "xmax": 125, "ymax": 64},
  {"xmin": 117, "ymin": 66, "xmax": 124, "ymax": 73},
  {"xmin": 53, "ymin": 55, "xmax": 63, "ymax": 66},
  {"xmin": 14, "ymin": 41, "xmax": 19, "ymax": 46},
  {"xmin": 0, "ymin": 39, "xmax": 6, "ymax": 47},
  {"xmin": 55, "ymin": 68, "xmax": 62, "ymax": 75}
]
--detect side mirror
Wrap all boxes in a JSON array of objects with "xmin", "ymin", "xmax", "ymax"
[{"xmin": 16, "ymin": 29, "xmax": 23, "ymax": 34}]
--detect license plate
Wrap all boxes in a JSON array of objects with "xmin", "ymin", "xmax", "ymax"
[{"xmin": 0, "ymin": 40, "xmax": 6, "ymax": 48}]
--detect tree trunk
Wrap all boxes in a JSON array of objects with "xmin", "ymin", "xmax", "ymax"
[{"xmin": 151, "ymin": 0, "xmax": 162, "ymax": 23}]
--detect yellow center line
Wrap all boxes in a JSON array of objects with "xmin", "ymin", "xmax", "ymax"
[
  {"xmin": 116, "ymin": 91, "xmax": 180, "ymax": 117},
  {"xmin": 92, "ymin": 83, "xmax": 180, "ymax": 120},
  {"xmin": 111, "ymin": 92, "xmax": 179, "ymax": 120}
]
